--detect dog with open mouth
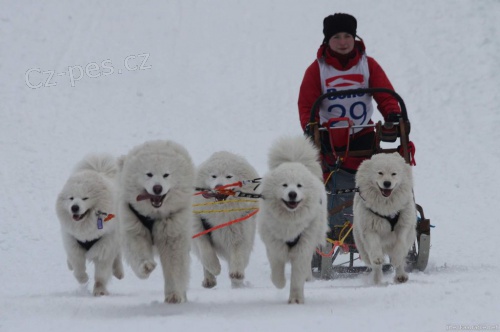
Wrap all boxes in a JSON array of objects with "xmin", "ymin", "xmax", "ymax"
[
  {"xmin": 353, "ymin": 152, "xmax": 417, "ymax": 285},
  {"xmin": 116, "ymin": 140, "xmax": 195, "ymax": 303},
  {"xmin": 257, "ymin": 136, "xmax": 328, "ymax": 304},
  {"xmin": 55, "ymin": 153, "xmax": 124, "ymax": 296},
  {"xmin": 191, "ymin": 151, "xmax": 260, "ymax": 289}
]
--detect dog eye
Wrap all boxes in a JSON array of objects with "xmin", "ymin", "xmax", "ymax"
[
  {"xmin": 146, "ymin": 173, "xmax": 153, "ymax": 177},
  {"xmin": 211, "ymin": 175, "xmax": 217, "ymax": 179},
  {"xmin": 69, "ymin": 197, "xmax": 74, "ymax": 200},
  {"xmin": 226, "ymin": 175, "xmax": 233, "ymax": 179},
  {"xmin": 282, "ymin": 184, "xmax": 288, "ymax": 188},
  {"xmin": 392, "ymin": 173, "xmax": 397, "ymax": 176},
  {"xmin": 297, "ymin": 184, "xmax": 302, "ymax": 188},
  {"xmin": 82, "ymin": 197, "xmax": 88, "ymax": 201},
  {"xmin": 163, "ymin": 173, "xmax": 169, "ymax": 178},
  {"xmin": 378, "ymin": 172, "xmax": 383, "ymax": 175}
]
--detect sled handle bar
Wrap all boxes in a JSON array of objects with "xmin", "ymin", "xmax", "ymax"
[{"xmin": 309, "ymin": 88, "xmax": 409, "ymax": 124}]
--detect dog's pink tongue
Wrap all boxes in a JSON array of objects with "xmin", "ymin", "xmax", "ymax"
[
  {"xmin": 381, "ymin": 189, "xmax": 392, "ymax": 197},
  {"xmin": 136, "ymin": 192, "xmax": 152, "ymax": 201}
]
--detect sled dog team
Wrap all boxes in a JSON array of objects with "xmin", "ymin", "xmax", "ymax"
[{"xmin": 56, "ymin": 135, "xmax": 416, "ymax": 304}]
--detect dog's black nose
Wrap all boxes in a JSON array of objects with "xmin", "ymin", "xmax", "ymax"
[
  {"xmin": 153, "ymin": 185, "xmax": 163, "ymax": 195},
  {"xmin": 288, "ymin": 191, "xmax": 297, "ymax": 200},
  {"xmin": 383, "ymin": 181, "xmax": 392, "ymax": 188},
  {"xmin": 71, "ymin": 205, "xmax": 79, "ymax": 213}
]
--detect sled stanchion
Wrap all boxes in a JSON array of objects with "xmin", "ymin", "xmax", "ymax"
[{"xmin": 308, "ymin": 88, "xmax": 431, "ymax": 279}]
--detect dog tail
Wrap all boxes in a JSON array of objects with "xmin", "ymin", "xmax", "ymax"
[
  {"xmin": 268, "ymin": 135, "xmax": 323, "ymax": 180},
  {"xmin": 74, "ymin": 153, "xmax": 117, "ymax": 178}
]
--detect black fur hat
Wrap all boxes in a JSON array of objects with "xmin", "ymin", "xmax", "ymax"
[{"xmin": 323, "ymin": 13, "xmax": 357, "ymax": 43}]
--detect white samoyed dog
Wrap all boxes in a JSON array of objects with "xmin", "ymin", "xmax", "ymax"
[
  {"xmin": 55, "ymin": 154, "xmax": 124, "ymax": 296},
  {"xmin": 258, "ymin": 136, "xmax": 328, "ymax": 304},
  {"xmin": 353, "ymin": 152, "xmax": 417, "ymax": 284},
  {"xmin": 117, "ymin": 140, "xmax": 195, "ymax": 303},
  {"xmin": 192, "ymin": 151, "xmax": 260, "ymax": 288}
]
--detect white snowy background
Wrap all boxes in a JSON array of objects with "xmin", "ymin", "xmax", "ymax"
[{"xmin": 1, "ymin": 1, "xmax": 499, "ymax": 331}]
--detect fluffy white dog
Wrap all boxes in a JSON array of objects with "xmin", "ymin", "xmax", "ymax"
[
  {"xmin": 192, "ymin": 151, "xmax": 260, "ymax": 288},
  {"xmin": 353, "ymin": 152, "xmax": 417, "ymax": 284},
  {"xmin": 258, "ymin": 136, "xmax": 328, "ymax": 304},
  {"xmin": 56, "ymin": 154, "xmax": 124, "ymax": 296},
  {"xmin": 117, "ymin": 140, "xmax": 195, "ymax": 303}
]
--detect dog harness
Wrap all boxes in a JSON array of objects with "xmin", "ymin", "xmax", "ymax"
[
  {"xmin": 128, "ymin": 203, "xmax": 156, "ymax": 242},
  {"xmin": 369, "ymin": 208, "xmax": 400, "ymax": 232},
  {"xmin": 76, "ymin": 238, "xmax": 100, "ymax": 251},
  {"xmin": 200, "ymin": 217, "xmax": 213, "ymax": 243},
  {"xmin": 286, "ymin": 234, "xmax": 301, "ymax": 248}
]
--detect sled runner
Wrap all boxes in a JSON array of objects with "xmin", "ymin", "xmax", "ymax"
[{"xmin": 305, "ymin": 88, "xmax": 431, "ymax": 279}]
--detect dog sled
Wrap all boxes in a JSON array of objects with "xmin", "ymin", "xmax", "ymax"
[{"xmin": 305, "ymin": 88, "xmax": 431, "ymax": 279}]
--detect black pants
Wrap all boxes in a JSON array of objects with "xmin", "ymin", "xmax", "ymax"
[{"xmin": 325, "ymin": 168, "xmax": 356, "ymax": 230}]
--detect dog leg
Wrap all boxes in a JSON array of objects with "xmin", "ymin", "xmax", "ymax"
[
  {"xmin": 362, "ymin": 232, "xmax": 385, "ymax": 284},
  {"xmin": 363, "ymin": 232, "xmax": 385, "ymax": 265},
  {"xmin": 389, "ymin": 238, "xmax": 411, "ymax": 284},
  {"xmin": 202, "ymin": 267, "xmax": 217, "ymax": 288},
  {"xmin": 93, "ymin": 258, "xmax": 113, "ymax": 296},
  {"xmin": 124, "ymin": 231, "xmax": 156, "ymax": 279},
  {"xmin": 371, "ymin": 264, "xmax": 383, "ymax": 285},
  {"xmin": 112, "ymin": 254, "xmax": 124, "ymax": 280},
  {"xmin": 288, "ymin": 254, "xmax": 308, "ymax": 304},
  {"xmin": 156, "ymin": 230, "xmax": 190, "ymax": 304},
  {"xmin": 68, "ymin": 251, "xmax": 88, "ymax": 284},
  {"xmin": 229, "ymin": 244, "xmax": 247, "ymax": 288},
  {"xmin": 353, "ymin": 228, "xmax": 370, "ymax": 265},
  {"xmin": 269, "ymin": 253, "xmax": 286, "ymax": 289},
  {"xmin": 199, "ymin": 242, "xmax": 221, "ymax": 277}
]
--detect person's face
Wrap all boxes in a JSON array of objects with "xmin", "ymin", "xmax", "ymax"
[{"xmin": 328, "ymin": 32, "xmax": 355, "ymax": 54}]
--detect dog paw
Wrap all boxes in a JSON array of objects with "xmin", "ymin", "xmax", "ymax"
[
  {"xmin": 372, "ymin": 256, "xmax": 384, "ymax": 265},
  {"xmin": 74, "ymin": 272, "xmax": 89, "ymax": 284},
  {"xmin": 136, "ymin": 260, "xmax": 156, "ymax": 279},
  {"xmin": 395, "ymin": 273, "xmax": 409, "ymax": 284},
  {"xmin": 229, "ymin": 271, "xmax": 244, "ymax": 281},
  {"xmin": 93, "ymin": 281, "xmax": 109, "ymax": 296},
  {"xmin": 113, "ymin": 261, "xmax": 124, "ymax": 280},
  {"xmin": 202, "ymin": 278, "xmax": 217, "ymax": 289},
  {"xmin": 288, "ymin": 296, "xmax": 304, "ymax": 304},
  {"xmin": 165, "ymin": 292, "xmax": 186, "ymax": 304},
  {"xmin": 229, "ymin": 272, "xmax": 245, "ymax": 288},
  {"xmin": 113, "ymin": 268, "xmax": 124, "ymax": 280}
]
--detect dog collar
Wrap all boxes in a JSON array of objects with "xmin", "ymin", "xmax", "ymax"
[{"xmin": 369, "ymin": 209, "xmax": 400, "ymax": 232}]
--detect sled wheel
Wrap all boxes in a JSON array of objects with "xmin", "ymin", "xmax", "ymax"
[
  {"xmin": 407, "ymin": 204, "xmax": 431, "ymax": 271},
  {"xmin": 415, "ymin": 204, "xmax": 431, "ymax": 271}
]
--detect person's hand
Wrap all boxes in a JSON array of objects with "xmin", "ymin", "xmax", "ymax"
[{"xmin": 385, "ymin": 112, "xmax": 401, "ymax": 124}]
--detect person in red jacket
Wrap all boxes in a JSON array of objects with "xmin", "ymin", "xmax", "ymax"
[{"xmin": 298, "ymin": 13, "xmax": 402, "ymax": 230}]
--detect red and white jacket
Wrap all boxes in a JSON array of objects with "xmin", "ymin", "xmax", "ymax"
[{"xmin": 298, "ymin": 40, "xmax": 401, "ymax": 171}]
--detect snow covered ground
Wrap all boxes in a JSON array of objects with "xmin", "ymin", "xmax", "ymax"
[{"xmin": 1, "ymin": 1, "xmax": 499, "ymax": 331}]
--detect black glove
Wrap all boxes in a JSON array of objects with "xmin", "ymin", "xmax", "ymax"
[
  {"xmin": 385, "ymin": 112, "xmax": 411, "ymax": 135},
  {"xmin": 386, "ymin": 112, "xmax": 402, "ymax": 123}
]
